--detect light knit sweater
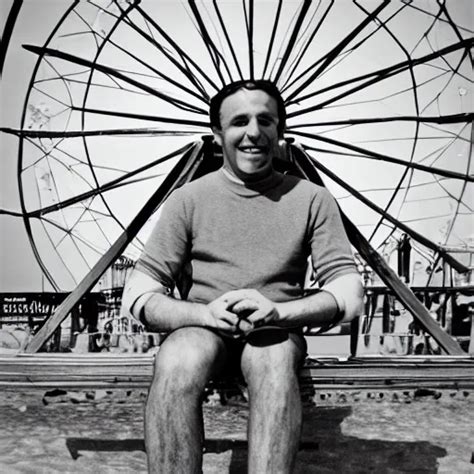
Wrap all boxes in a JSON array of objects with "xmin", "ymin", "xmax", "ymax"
[{"xmin": 136, "ymin": 168, "xmax": 356, "ymax": 304}]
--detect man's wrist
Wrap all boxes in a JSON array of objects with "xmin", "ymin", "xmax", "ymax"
[{"xmin": 320, "ymin": 289, "xmax": 345, "ymax": 325}]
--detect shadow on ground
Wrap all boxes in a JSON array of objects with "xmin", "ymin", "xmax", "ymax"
[{"xmin": 65, "ymin": 405, "xmax": 447, "ymax": 473}]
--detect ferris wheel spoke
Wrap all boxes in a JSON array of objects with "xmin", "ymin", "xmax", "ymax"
[
  {"xmin": 282, "ymin": 1, "xmax": 343, "ymax": 92},
  {"xmin": 287, "ymin": 68, "xmax": 447, "ymax": 111},
  {"xmin": 20, "ymin": 135, "xmax": 64, "ymax": 172},
  {"xmin": 364, "ymin": 10, "xmax": 421, "ymax": 246},
  {"xmin": 437, "ymin": 2, "xmax": 474, "ymax": 64},
  {"xmin": 31, "ymin": 149, "xmax": 89, "ymax": 270},
  {"xmin": 23, "ymin": 45, "xmax": 208, "ymax": 115},
  {"xmin": 241, "ymin": 0, "xmax": 254, "ymax": 80},
  {"xmin": 37, "ymin": 73, "xmax": 151, "ymax": 99},
  {"xmin": 103, "ymin": 7, "xmax": 211, "ymax": 104},
  {"xmin": 286, "ymin": 112, "xmax": 473, "ymax": 128},
  {"xmin": 369, "ymin": 166, "xmax": 414, "ymax": 242},
  {"xmin": 437, "ymin": 127, "xmax": 473, "ymax": 245},
  {"xmin": 30, "ymin": 83, "xmax": 71, "ymax": 110},
  {"xmin": 271, "ymin": 0, "xmax": 311, "ymax": 85},
  {"xmin": 52, "ymin": 139, "xmax": 127, "ymax": 175},
  {"xmin": 21, "ymin": 135, "xmax": 103, "ymax": 195},
  {"xmin": 39, "ymin": 146, "xmax": 100, "ymax": 193},
  {"xmin": 50, "ymin": 206, "xmax": 94, "ymax": 250},
  {"xmin": 260, "ymin": 0, "xmax": 283, "ymax": 79},
  {"xmin": 42, "ymin": 215, "xmax": 104, "ymax": 269},
  {"xmin": 420, "ymin": 50, "xmax": 470, "ymax": 116},
  {"xmin": 284, "ymin": 0, "xmax": 410, "ymax": 94},
  {"xmin": 25, "ymin": 142, "xmax": 193, "ymax": 219},
  {"xmin": 95, "ymin": 32, "xmax": 209, "ymax": 105},
  {"xmin": 71, "ymin": 106, "xmax": 209, "ymax": 129},
  {"xmin": 291, "ymin": 130, "xmax": 473, "ymax": 181},
  {"xmin": 70, "ymin": 8, "xmax": 102, "ymax": 50},
  {"xmin": 423, "ymin": 121, "xmax": 472, "ymax": 146},
  {"xmin": 37, "ymin": 218, "xmax": 79, "ymax": 286},
  {"xmin": 19, "ymin": 204, "xmax": 58, "ymax": 291},
  {"xmin": 84, "ymin": 0, "xmax": 211, "ymax": 111},
  {"xmin": 300, "ymin": 148, "xmax": 467, "ymax": 273},
  {"xmin": 284, "ymin": 0, "xmax": 390, "ymax": 102},
  {"xmin": 310, "ymin": 8, "xmax": 392, "ymax": 90},
  {"xmin": 187, "ymin": 1, "xmax": 231, "ymax": 86},
  {"xmin": 95, "ymin": 0, "xmax": 213, "ymax": 98},
  {"xmin": 212, "ymin": 0, "xmax": 244, "ymax": 81},
  {"xmin": 131, "ymin": 4, "xmax": 218, "ymax": 96},
  {"xmin": 1, "ymin": 127, "xmax": 199, "ymax": 139},
  {"xmin": 301, "ymin": 144, "xmax": 382, "ymax": 161},
  {"xmin": 286, "ymin": 37, "xmax": 472, "ymax": 114},
  {"xmin": 405, "ymin": 1, "xmax": 473, "ymax": 36},
  {"xmin": 414, "ymin": 124, "xmax": 470, "ymax": 175},
  {"xmin": 282, "ymin": 1, "xmax": 391, "ymax": 96},
  {"xmin": 0, "ymin": 0, "xmax": 22, "ymax": 75}
]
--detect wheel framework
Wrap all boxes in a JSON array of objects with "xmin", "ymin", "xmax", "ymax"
[{"xmin": 0, "ymin": 0, "xmax": 472, "ymax": 354}]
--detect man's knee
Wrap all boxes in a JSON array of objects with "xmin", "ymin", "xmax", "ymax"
[
  {"xmin": 240, "ymin": 330, "xmax": 306, "ymax": 386},
  {"xmin": 151, "ymin": 327, "xmax": 227, "ymax": 395}
]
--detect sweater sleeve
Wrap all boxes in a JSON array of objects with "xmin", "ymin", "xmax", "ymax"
[
  {"xmin": 135, "ymin": 189, "xmax": 191, "ymax": 294},
  {"xmin": 308, "ymin": 188, "xmax": 357, "ymax": 285}
]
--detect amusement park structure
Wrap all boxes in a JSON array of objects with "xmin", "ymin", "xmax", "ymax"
[{"xmin": 0, "ymin": 0, "xmax": 473, "ymax": 388}]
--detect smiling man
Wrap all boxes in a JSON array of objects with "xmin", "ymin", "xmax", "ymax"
[{"xmin": 122, "ymin": 80, "xmax": 363, "ymax": 473}]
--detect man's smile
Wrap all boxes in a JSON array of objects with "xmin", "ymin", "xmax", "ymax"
[{"xmin": 238, "ymin": 145, "xmax": 268, "ymax": 155}]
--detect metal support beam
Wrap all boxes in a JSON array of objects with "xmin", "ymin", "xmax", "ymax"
[
  {"xmin": 291, "ymin": 144, "xmax": 465, "ymax": 356},
  {"xmin": 25, "ymin": 140, "xmax": 207, "ymax": 353}
]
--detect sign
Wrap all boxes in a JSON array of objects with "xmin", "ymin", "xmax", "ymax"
[{"xmin": 0, "ymin": 293, "xmax": 104, "ymax": 328}]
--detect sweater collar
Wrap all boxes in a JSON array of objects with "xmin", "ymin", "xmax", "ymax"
[{"xmin": 219, "ymin": 167, "xmax": 283, "ymax": 196}]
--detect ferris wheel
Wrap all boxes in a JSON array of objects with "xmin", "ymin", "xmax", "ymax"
[{"xmin": 1, "ymin": 1, "xmax": 472, "ymax": 301}]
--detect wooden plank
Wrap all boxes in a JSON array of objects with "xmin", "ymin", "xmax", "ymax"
[
  {"xmin": 0, "ymin": 354, "xmax": 472, "ymax": 390},
  {"xmin": 290, "ymin": 144, "xmax": 465, "ymax": 356},
  {"xmin": 25, "ymin": 141, "xmax": 206, "ymax": 353}
]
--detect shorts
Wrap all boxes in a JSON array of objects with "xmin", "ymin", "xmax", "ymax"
[{"xmin": 212, "ymin": 326, "xmax": 308, "ymax": 379}]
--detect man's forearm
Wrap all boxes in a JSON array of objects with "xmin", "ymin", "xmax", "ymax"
[
  {"xmin": 275, "ymin": 290, "xmax": 340, "ymax": 328},
  {"xmin": 276, "ymin": 273, "xmax": 364, "ymax": 328},
  {"xmin": 143, "ymin": 293, "xmax": 210, "ymax": 332}
]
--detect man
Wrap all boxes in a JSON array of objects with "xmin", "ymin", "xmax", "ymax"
[{"xmin": 123, "ymin": 80, "xmax": 363, "ymax": 473}]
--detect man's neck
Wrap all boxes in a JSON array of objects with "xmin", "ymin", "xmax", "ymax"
[{"xmin": 222, "ymin": 166, "xmax": 274, "ymax": 185}]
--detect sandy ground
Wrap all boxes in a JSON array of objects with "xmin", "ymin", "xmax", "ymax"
[{"xmin": 0, "ymin": 388, "xmax": 472, "ymax": 473}]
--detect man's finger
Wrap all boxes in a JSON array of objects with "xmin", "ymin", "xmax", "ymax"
[
  {"xmin": 220, "ymin": 289, "xmax": 256, "ymax": 308},
  {"xmin": 214, "ymin": 319, "xmax": 238, "ymax": 332},
  {"xmin": 236, "ymin": 318, "xmax": 253, "ymax": 333},
  {"xmin": 232, "ymin": 298, "xmax": 259, "ymax": 315},
  {"xmin": 217, "ymin": 310, "xmax": 239, "ymax": 327},
  {"xmin": 246, "ymin": 308, "xmax": 271, "ymax": 325}
]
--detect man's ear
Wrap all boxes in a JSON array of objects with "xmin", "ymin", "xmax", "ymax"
[{"xmin": 212, "ymin": 127, "xmax": 223, "ymax": 146}]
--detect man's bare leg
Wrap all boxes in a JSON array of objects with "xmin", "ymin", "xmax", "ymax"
[
  {"xmin": 241, "ymin": 330, "xmax": 305, "ymax": 474},
  {"xmin": 145, "ymin": 327, "xmax": 227, "ymax": 473}
]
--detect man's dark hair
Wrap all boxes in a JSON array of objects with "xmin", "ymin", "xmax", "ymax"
[{"xmin": 209, "ymin": 80, "xmax": 286, "ymax": 137}]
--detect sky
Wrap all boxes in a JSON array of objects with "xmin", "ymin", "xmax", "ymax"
[
  {"xmin": 1, "ymin": 0, "xmax": 71, "ymax": 291},
  {"xmin": 1, "ymin": 1, "xmax": 472, "ymax": 293}
]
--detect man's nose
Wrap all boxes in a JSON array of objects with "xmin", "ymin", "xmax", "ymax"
[{"xmin": 245, "ymin": 119, "xmax": 261, "ymax": 139}]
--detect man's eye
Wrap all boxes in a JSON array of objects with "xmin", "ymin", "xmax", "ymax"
[
  {"xmin": 233, "ymin": 119, "xmax": 248, "ymax": 126},
  {"xmin": 259, "ymin": 117, "xmax": 275, "ymax": 126}
]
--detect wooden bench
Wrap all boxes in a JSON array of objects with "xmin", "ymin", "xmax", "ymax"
[{"xmin": 1, "ymin": 352, "xmax": 473, "ymax": 392}]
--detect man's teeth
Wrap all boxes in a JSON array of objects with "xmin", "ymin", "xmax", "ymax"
[{"xmin": 240, "ymin": 147, "xmax": 264, "ymax": 153}]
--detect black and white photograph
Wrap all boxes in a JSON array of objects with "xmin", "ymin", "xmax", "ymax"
[{"xmin": 1, "ymin": 1, "xmax": 473, "ymax": 472}]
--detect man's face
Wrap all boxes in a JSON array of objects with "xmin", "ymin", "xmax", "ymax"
[{"xmin": 213, "ymin": 88, "xmax": 280, "ymax": 181}]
